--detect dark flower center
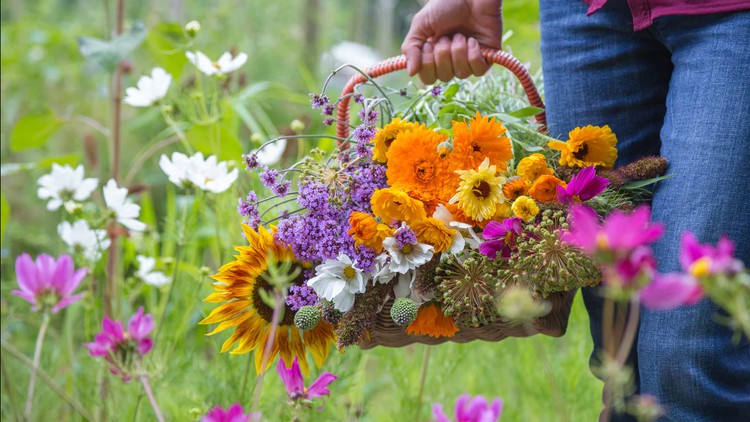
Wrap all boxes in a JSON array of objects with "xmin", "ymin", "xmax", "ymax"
[
  {"xmin": 252, "ymin": 263, "xmax": 306, "ymax": 325},
  {"xmin": 573, "ymin": 143, "xmax": 589, "ymax": 160},
  {"xmin": 473, "ymin": 181, "xmax": 492, "ymax": 199},
  {"xmin": 414, "ymin": 160, "xmax": 435, "ymax": 183},
  {"xmin": 384, "ymin": 136, "xmax": 396, "ymax": 148}
]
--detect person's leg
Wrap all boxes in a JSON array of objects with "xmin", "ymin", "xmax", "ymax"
[
  {"xmin": 636, "ymin": 11, "xmax": 750, "ymax": 421},
  {"xmin": 540, "ymin": 1, "xmax": 672, "ymax": 419}
]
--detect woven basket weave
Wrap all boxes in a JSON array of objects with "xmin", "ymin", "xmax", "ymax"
[{"xmin": 336, "ymin": 49, "xmax": 575, "ymax": 348}]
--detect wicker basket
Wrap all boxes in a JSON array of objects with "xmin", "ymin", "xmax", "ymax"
[{"xmin": 336, "ymin": 49, "xmax": 575, "ymax": 348}]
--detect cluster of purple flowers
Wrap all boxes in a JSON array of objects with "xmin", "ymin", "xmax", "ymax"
[
  {"xmin": 342, "ymin": 160, "xmax": 387, "ymax": 209},
  {"xmin": 358, "ymin": 107, "xmax": 378, "ymax": 125},
  {"xmin": 237, "ymin": 192, "xmax": 260, "ymax": 228},
  {"xmin": 394, "ymin": 224, "xmax": 418, "ymax": 248},
  {"xmin": 286, "ymin": 285, "xmax": 319, "ymax": 310},
  {"xmin": 353, "ymin": 124, "xmax": 376, "ymax": 144}
]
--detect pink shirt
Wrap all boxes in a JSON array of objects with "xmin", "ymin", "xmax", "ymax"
[{"xmin": 583, "ymin": 0, "xmax": 750, "ymax": 30}]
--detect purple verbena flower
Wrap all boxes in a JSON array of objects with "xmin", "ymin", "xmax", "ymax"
[
  {"xmin": 399, "ymin": 88, "xmax": 408, "ymax": 97},
  {"xmin": 352, "ymin": 125, "xmax": 376, "ymax": 143},
  {"xmin": 394, "ymin": 224, "xmax": 418, "ymax": 248},
  {"xmin": 480, "ymin": 217, "xmax": 523, "ymax": 259},
  {"xmin": 353, "ymin": 93, "xmax": 364, "ymax": 104},
  {"xmin": 202, "ymin": 403, "xmax": 260, "ymax": 422},
  {"xmin": 286, "ymin": 285, "xmax": 319, "ymax": 311},
  {"xmin": 272, "ymin": 180, "xmax": 292, "ymax": 197},
  {"xmin": 277, "ymin": 357, "xmax": 337, "ymax": 407},
  {"xmin": 557, "ymin": 166, "xmax": 609, "ymax": 204},
  {"xmin": 12, "ymin": 253, "xmax": 87, "ymax": 314},
  {"xmin": 433, "ymin": 394, "xmax": 503, "ymax": 422},
  {"xmin": 323, "ymin": 118, "xmax": 334, "ymax": 126},
  {"xmin": 322, "ymin": 104, "xmax": 334, "ymax": 116},
  {"xmin": 259, "ymin": 167, "xmax": 280, "ymax": 189},
  {"xmin": 242, "ymin": 153, "xmax": 260, "ymax": 170},
  {"xmin": 358, "ymin": 108, "xmax": 379, "ymax": 125},
  {"xmin": 84, "ymin": 307, "xmax": 154, "ymax": 381},
  {"xmin": 430, "ymin": 85, "xmax": 443, "ymax": 97},
  {"xmin": 355, "ymin": 141, "xmax": 371, "ymax": 158},
  {"xmin": 309, "ymin": 93, "xmax": 329, "ymax": 110}
]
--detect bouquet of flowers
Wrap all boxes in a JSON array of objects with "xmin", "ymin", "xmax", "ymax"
[{"xmin": 200, "ymin": 51, "xmax": 668, "ymax": 374}]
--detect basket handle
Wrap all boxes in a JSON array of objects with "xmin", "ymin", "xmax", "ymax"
[{"xmin": 335, "ymin": 48, "xmax": 546, "ymax": 139}]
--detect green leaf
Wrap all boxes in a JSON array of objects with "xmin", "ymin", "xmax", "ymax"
[
  {"xmin": 36, "ymin": 153, "xmax": 80, "ymax": 170},
  {"xmin": 1, "ymin": 194, "xmax": 9, "ymax": 246},
  {"xmin": 78, "ymin": 21, "xmax": 147, "ymax": 72},
  {"xmin": 186, "ymin": 123, "xmax": 243, "ymax": 162},
  {"xmin": 443, "ymin": 83, "xmax": 460, "ymax": 102},
  {"xmin": 620, "ymin": 174, "xmax": 675, "ymax": 190},
  {"xmin": 146, "ymin": 22, "xmax": 187, "ymax": 78},
  {"xmin": 506, "ymin": 106, "xmax": 545, "ymax": 118},
  {"xmin": 10, "ymin": 110, "xmax": 64, "ymax": 152}
]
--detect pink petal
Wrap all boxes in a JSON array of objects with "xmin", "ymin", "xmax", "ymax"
[
  {"xmin": 482, "ymin": 221, "xmax": 506, "ymax": 239},
  {"xmin": 102, "ymin": 318, "xmax": 125, "ymax": 342},
  {"xmin": 479, "ymin": 239, "xmax": 504, "ymax": 259},
  {"xmin": 454, "ymin": 394, "xmax": 471, "ymax": 420},
  {"xmin": 128, "ymin": 307, "xmax": 155, "ymax": 340},
  {"xmin": 15, "ymin": 253, "xmax": 40, "ymax": 294},
  {"xmin": 36, "ymin": 254, "xmax": 56, "ymax": 290},
  {"xmin": 11, "ymin": 290, "xmax": 38, "ymax": 306},
  {"xmin": 640, "ymin": 273, "xmax": 704, "ymax": 310},
  {"xmin": 60, "ymin": 267, "xmax": 88, "ymax": 296},
  {"xmin": 432, "ymin": 404, "xmax": 451, "ymax": 422},
  {"xmin": 52, "ymin": 293, "xmax": 85, "ymax": 313},
  {"xmin": 306, "ymin": 372, "xmax": 337, "ymax": 399},
  {"xmin": 563, "ymin": 205, "xmax": 600, "ymax": 252},
  {"xmin": 277, "ymin": 357, "xmax": 304, "ymax": 395},
  {"xmin": 50, "ymin": 255, "xmax": 74, "ymax": 293},
  {"xmin": 136, "ymin": 338, "xmax": 153, "ymax": 355},
  {"xmin": 679, "ymin": 232, "xmax": 704, "ymax": 271},
  {"xmin": 466, "ymin": 395, "xmax": 490, "ymax": 419}
]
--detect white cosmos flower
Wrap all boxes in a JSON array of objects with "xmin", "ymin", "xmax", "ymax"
[
  {"xmin": 186, "ymin": 50, "xmax": 248, "ymax": 76},
  {"xmin": 58, "ymin": 220, "xmax": 110, "ymax": 261},
  {"xmin": 433, "ymin": 204, "xmax": 481, "ymax": 252},
  {"xmin": 159, "ymin": 152, "xmax": 238, "ymax": 193},
  {"xmin": 307, "ymin": 253, "xmax": 366, "ymax": 312},
  {"xmin": 135, "ymin": 255, "xmax": 171, "ymax": 287},
  {"xmin": 252, "ymin": 138, "xmax": 287, "ymax": 166},
  {"xmin": 123, "ymin": 67, "xmax": 172, "ymax": 107},
  {"xmin": 103, "ymin": 179, "xmax": 146, "ymax": 232},
  {"xmin": 37, "ymin": 164, "xmax": 98, "ymax": 211},
  {"xmin": 383, "ymin": 236, "xmax": 434, "ymax": 274}
]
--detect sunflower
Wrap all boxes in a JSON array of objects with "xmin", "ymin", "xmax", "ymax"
[
  {"xmin": 516, "ymin": 153, "xmax": 554, "ymax": 183},
  {"xmin": 201, "ymin": 225, "xmax": 335, "ymax": 375},
  {"xmin": 386, "ymin": 124, "xmax": 458, "ymax": 202},
  {"xmin": 406, "ymin": 303, "xmax": 459, "ymax": 338},
  {"xmin": 548, "ymin": 125, "xmax": 618, "ymax": 169},
  {"xmin": 529, "ymin": 175, "xmax": 566, "ymax": 203},
  {"xmin": 372, "ymin": 118, "xmax": 418, "ymax": 163},
  {"xmin": 371, "ymin": 187, "xmax": 427, "ymax": 224},
  {"xmin": 502, "ymin": 177, "xmax": 530, "ymax": 202},
  {"xmin": 451, "ymin": 112, "xmax": 513, "ymax": 172},
  {"xmin": 412, "ymin": 217, "xmax": 456, "ymax": 253},
  {"xmin": 450, "ymin": 158, "xmax": 506, "ymax": 222}
]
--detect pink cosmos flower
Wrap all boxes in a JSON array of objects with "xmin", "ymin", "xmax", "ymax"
[
  {"xmin": 84, "ymin": 307, "xmax": 154, "ymax": 380},
  {"xmin": 556, "ymin": 166, "xmax": 609, "ymax": 204},
  {"xmin": 609, "ymin": 246, "xmax": 657, "ymax": 287},
  {"xmin": 480, "ymin": 217, "xmax": 523, "ymax": 259},
  {"xmin": 12, "ymin": 253, "xmax": 87, "ymax": 313},
  {"xmin": 679, "ymin": 232, "xmax": 744, "ymax": 277},
  {"xmin": 202, "ymin": 403, "xmax": 259, "ymax": 422},
  {"xmin": 433, "ymin": 394, "xmax": 503, "ymax": 422},
  {"xmin": 640, "ymin": 273, "xmax": 703, "ymax": 310},
  {"xmin": 277, "ymin": 357, "xmax": 337, "ymax": 405},
  {"xmin": 564, "ymin": 205, "xmax": 664, "ymax": 254}
]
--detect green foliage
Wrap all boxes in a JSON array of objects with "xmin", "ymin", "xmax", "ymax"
[
  {"xmin": 9, "ymin": 110, "xmax": 64, "ymax": 152},
  {"xmin": 1, "ymin": 193, "xmax": 8, "ymax": 245},
  {"xmin": 77, "ymin": 21, "xmax": 147, "ymax": 72},
  {"xmin": 146, "ymin": 22, "xmax": 189, "ymax": 78}
]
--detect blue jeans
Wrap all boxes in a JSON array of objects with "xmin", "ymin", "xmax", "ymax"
[{"xmin": 539, "ymin": 1, "xmax": 750, "ymax": 420}]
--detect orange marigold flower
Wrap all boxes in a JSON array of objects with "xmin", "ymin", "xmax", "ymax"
[
  {"xmin": 371, "ymin": 187, "xmax": 427, "ymax": 224},
  {"xmin": 548, "ymin": 125, "xmax": 618, "ymax": 169},
  {"xmin": 372, "ymin": 118, "xmax": 418, "ymax": 163},
  {"xmin": 386, "ymin": 125, "xmax": 457, "ymax": 202},
  {"xmin": 451, "ymin": 111, "xmax": 513, "ymax": 172},
  {"xmin": 348, "ymin": 211, "xmax": 377, "ymax": 243},
  {"xmin": 362, "ymin": 223, "xmax": 394, "ymax": 253},
  {"xmin": 412, "ymin": 217, "xmax": 456, "ymax": 253},
  {"xmin": 406, "ymin": 303, "xmax": 459, "ymax": 338},
  {"xmin": 529, "ymin": 175, "xmax": 567, "ymax": 203},
  {"xmin": 502, "ymin": 177, "xmax": 530, "ymax": 202},
  {"xmin": 516, "ymin": 153, "xmax": 554, "ymax": 183}
]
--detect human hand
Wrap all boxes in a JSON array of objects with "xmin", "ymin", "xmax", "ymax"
[{"xmin": 401, "ymin": 0, "xmax": 503, "ymax": 84}]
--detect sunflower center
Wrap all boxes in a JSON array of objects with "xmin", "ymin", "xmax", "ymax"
[
  {"xmin": 252, "ymin": 265, "xmax": 304, "ymax": 326},
  {"xmin": 473, "ymin": 181, "xmax": 492, "ymax": 199},
  {"xmin": 401, "ymin": 244, "xmax": 413, "ymax": 254},
  {"xmin": 342, "ymin": 265, "xmax": 357, "ymax": 280},
  {"xmin": 414, "ymin": 160, "xmax": 435, "ymax": 183},
  {"xmin": 573, "ymin": 143, "xmax": 589, "ymax": 160}
]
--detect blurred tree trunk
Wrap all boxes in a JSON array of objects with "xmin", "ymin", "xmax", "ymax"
[
  {"xmin": 303, "ymin": 0, "xmax": 320, "ymax": 69},
  {"xmin": 350, "ymin": 0, "xmax": 365, "ymax": 43},
  {"xmin": 376, "ymin": 0, "xmax": 396, "ymax": 54}
]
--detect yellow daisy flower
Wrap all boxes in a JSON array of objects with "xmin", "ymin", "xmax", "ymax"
[
  {"xmin": 450, "ymin": 158, "xmax": 505, "ymax": 222},
  {"xmin": 200, "ymin": 225, "xmax": 335, "ymax": 375},
  {"xmin": 548, "ymin": 125, "xmax": 618, "ymax": 169},
  {"xmin": 511, "ymin": 196, "xmax": 540, "ymax": 221}
]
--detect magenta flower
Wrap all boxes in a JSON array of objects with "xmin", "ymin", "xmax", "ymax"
[
  {"xmin": 202, "ymin": 403, "xmax": 259, "ymax": 422},
  {"xmin": 640, "ymin": 273, "xmax": 703, "ymax": 310},
  {"xmin": 679, "ymin": 232, "xmax": 744, "ymax": 277},
  {"xmin": 84, "ymin": 307, "xmax": 154, "ymax": 381},
  {"xmin": 557, "ymin": 166, "xmax": 609, "ymax": 204},
  {"xmin": 433, "ymin": 394, "xmax": 503, "ymax": 422},
  {"xmin": 277, "ymin": 357, "xmax": 337, "ymax": 405},
  {"xmin": 564, "ymin": 205, "xmax": 664, "ymax": 254},
  {"xmin": 12, "ymin": 253, "xmax": 87, "ymax": 313},
  {"xmin": 609, "ymin": 246, "xmax": 657, "ymax": 287},
  {"xmin": 480, "ymin": 217, "xmax": 523, "ymax": 259}
]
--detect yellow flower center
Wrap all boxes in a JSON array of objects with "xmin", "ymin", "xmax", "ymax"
[
  {"xmin": 401, "ymin": 244, "xmax": 413, "ymax": 254},
  {"xmin": 343, "ymin": 265, "xmax": 357, "ymax": 280},
  {"xmin": 596, "ymin": 233, "xmax": 609, "ymax": 250},
  {"xmin": 689, "ymin": 257, "xmax": 711, "ymax": 278}
]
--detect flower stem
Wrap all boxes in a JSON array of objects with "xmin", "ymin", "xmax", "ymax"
[
  {"xmin": 24, "ymin": 312, "xmax": 50, "ymax": 420},
  {"xmin": 139, "ymin": 375, "xmax": 165, "ymax": 422},
  {"xmin": 251, "ymin": 290, "xmax": 283, "ymax": 413},
  {"xmin": 415, "ymin": 346, "xmax": 432, "ymax": 422},
  {"xmin": 615, "ymin": 298, "xmax": 640, "ymax": 365}
]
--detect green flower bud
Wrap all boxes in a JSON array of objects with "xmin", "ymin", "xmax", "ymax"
[
  {"xmin": 294, "ymin": 305, "xmax": 321, "ymax": 331},
  {"xmin": 390, "ymin": 297, "xmax": 418, "ymax": 326}
]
